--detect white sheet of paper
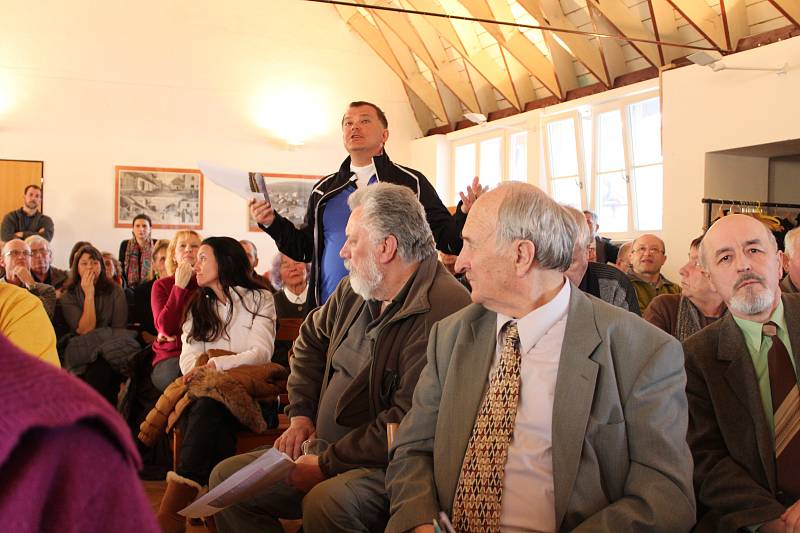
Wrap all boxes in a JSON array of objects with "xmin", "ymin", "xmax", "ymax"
[
  {"xmin": 179, "ymin": 447, "xmax": 295, "ymax": 518},
  {"xmin": 198, "ymin": 161, "xmax": 260, "ymax": 201}
]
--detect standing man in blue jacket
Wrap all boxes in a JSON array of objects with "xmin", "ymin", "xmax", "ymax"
[{"xmin": 250, "ymin": 100, "xmax": 481, "ymax": 308}]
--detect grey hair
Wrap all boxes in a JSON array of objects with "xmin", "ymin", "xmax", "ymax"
[
  {"xmin": 24, "ymin": 234, "xmax": 51, "ymax": 253},
  {"xmin": 239, "ymin": 239, "xmax": 258, "ymax": 260},
  {"xmin": 564, "ymin": 205, "xmax": 592, "ymax": 248},
  {"xmin": 698, "ymin": 215, "xmax": 778, "ymax": 268},
  {"xmin": 583, "ymin": 210, "xmax": 598, "ymax": 224},
  {"xmin": 268, "ymin": 253, "xmax": 310, "ymax": 290},
  {"xmin": 494, "ymin": 182, "xmax": 576, "ymax": 272},
  {"xmin": 347, "ymin": 182, "xmax": 435, "ymax": 262},
  {"xmin": 784, "ymin": 227, "xmax": 800, "ymax": 258}
]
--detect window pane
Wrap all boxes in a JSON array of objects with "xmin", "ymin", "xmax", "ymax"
[
  {"xmin": 454, "ymin": 143, "xmax": 476, "ymax": 204},
  {"xmin": 597, "ymin": 171, "xmax": 628, "ymax": 232},
  {"xmin": 479, "ymin": 137, "xmax": 502, "ymax": 188},
  {"xmin": 552, "ymin": 177, "xmax": 582, "ymax": 209},
  {"xmin": 546, "ymin": 119, "xmax": 578, "ymax": 178},
  {"xmin": 628, "ymin": 98, "xmax": 662, "ymax": 166},
  {"xmin": 597, "ymin": 110, "xmax": 625, "ymax": 173},
  {"xmin": 633, "ymin": 165, "xmax": 663, "ymax": 231},
  {"xmin": 508, "ymin": 131, "xmax": 528, "ymax": 182}
]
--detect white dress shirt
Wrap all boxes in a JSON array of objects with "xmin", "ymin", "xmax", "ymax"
[
  {"xmin": 180, "ymin": 288, "xmax": 276, "ymax": 374},
  {"xmin": 495, "ymin": 280, "xmax": 571, "ymax": 533}
]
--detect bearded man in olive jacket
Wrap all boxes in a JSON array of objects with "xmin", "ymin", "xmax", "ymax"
[{"xmin": 209, "ymin": 183, "xmax": 470, "ymax": 533}]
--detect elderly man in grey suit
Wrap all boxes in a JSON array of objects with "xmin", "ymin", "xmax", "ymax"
[
  {"xmin": 385, "ymin": 182, "xmax": 695, "ymax": 533},
  {"xmin": 685, "ymin": 213, "xmax": 800, "ymax": 532}
]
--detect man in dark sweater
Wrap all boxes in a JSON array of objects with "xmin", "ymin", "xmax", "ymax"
[
  {"xmin": 1, "ymin": 184, "xmax": 54, "ymax": 242},
  {"xmin": 249, "ymin": 101, "xmax": 475, "ymax": 309}
]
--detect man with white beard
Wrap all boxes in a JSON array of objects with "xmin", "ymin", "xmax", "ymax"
[
  {"xmin": 209, "ymin": 183, "xmax": 470, "ymax": 533},
  {"xmin": 684, "ymin": 213, "xmax": 800, "ymax": 532}
]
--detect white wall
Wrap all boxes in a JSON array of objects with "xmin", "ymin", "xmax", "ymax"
[
  {"xmin": 769, "ymin": 156, "xmax": 800, "ymax": 203},
  {"xmin": 662, "ymin": 36, "xmax": 800, "ymax": 277},
  {"xmin": 0, "ymin": 0, "xmax": 421, "ymax": 267}
]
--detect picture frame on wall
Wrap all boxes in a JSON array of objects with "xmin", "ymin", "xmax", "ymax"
[
  {"xmin": 248, "ymin": 173, "xmax": 319, "ymax": 231},
  {"xmin": 115, "ymin": 165, "xmax": 203, "ymax": 229}
]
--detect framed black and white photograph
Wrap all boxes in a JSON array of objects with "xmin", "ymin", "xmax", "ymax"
[
  {"xmin": 248, "ymin": 173, "xmax": 319, "ymax": 231},
  {"xmin": 115, "ymin": 166, "xmax": 203, "ymax": 229}
]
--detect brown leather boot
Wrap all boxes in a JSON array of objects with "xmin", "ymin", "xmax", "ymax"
[{"xmin": 157, "ymin": 472, "xmax": 201, "ymax": 533}]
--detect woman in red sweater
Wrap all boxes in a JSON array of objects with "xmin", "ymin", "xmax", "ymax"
[{"xmin": 149, "ymin": 230, "xmax": 201, "ymax": 391}]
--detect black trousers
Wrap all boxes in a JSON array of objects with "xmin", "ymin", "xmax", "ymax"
[{"xmin": 176, "ymin": 397, "xmax": 242, "ymax": 486}]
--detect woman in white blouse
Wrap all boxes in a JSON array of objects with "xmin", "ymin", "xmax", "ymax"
[{"xmin": 158, "ymin": 236, "xmax": 275, "ymax": 532}]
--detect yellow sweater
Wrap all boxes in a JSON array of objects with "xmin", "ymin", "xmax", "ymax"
[{"xmin": 0, "ymin": 282, "xmax": 60, "ymax": 367}]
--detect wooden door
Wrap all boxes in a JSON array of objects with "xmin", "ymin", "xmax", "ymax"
[{"xmin": 0, "ymin": 160, "xmax": 44, "ymax": 226}]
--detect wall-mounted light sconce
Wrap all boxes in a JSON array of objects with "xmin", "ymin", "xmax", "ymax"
[{"xmin": 687, "ymin": 51, "xmax": 788, "ymax": 76}]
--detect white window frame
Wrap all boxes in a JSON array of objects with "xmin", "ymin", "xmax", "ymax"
[
  {"xmin": 589, "ymin": 94, "xmax": 663, "ymax": 240},
  {"xmin": 450, "ymin": 129, "xmax": 517, "ymax": 205},
  {"xmin": 542, "ymin": 110, "xmax": 587, "ymax": 209}
]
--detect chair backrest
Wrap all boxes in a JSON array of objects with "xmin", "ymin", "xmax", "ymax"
[{"xmin": 276, "ymin": 318, "xmax": 303, "ymax": 343}]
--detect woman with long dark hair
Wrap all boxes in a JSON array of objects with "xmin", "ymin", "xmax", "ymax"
[
  {"xmin": 157, "ymin": 236, "xmax": 276, "ymax": 532},
  {"xmin": 60, "ymin": 244, "xmax": 139, "ymax": 403},
  {"xmin": 118, "ymin": 213, "xmax": 155, "ymax": 287}
]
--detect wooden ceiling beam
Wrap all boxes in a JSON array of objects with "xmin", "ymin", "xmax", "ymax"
[
  {"xmin": 358, "ymin": 0, "xmax": 481, "ymax": 113},
  {"xmin": 647, "ymin": 0, "xmax": 683, "ymax": 64},
  {"xmin": 664, "ymin": 0, "xmax": 728, "ymax": 50},
  {"xmin": 586, "ymin": 0, "xmax": 661, "ymax": 67},
  {"xmin": 457, "ymin": 0, "xmax": 563, "ymax": 98},
  {"xmin": 335, "ymin": 5, "xmax": 447, "ymax": 121},
  {"xmin": 719, "ymin": 0, "xmax": 749, "ymax": 51},
  {"xmin": 517, "ymin": 0, "xmax": 612, "ymax": 87},
  {"xmin": 405, "ymin": 0, "xmax": 522, "ymax": 110},
  {"xmin": 587, "ymin": 1, "xmax": 629, "ymax": 84},
  {"xmin": 768, "ymin": 0, "xmax": 800, "ymax": 28}
]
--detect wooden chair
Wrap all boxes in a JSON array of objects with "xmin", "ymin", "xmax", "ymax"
[{"xmin": 171, "ymin": 317, "xmax": 304, "ymax": 469}]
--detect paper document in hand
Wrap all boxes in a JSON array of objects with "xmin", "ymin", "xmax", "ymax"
[
  {"xmin": 179, "ymin": 447, "xmax": 295, "ymax": 518},
  {"xmin": 198, "ymin": 161, "xmax": 267, "ymax": 201}
]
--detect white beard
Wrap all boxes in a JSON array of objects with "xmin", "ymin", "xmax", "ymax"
[
  {"xmin": 729, "ymin": 284, "xmax": 774, "ymax": 316},
  {"xmin": 345, "ymin": 254, "xmax": 383, "ymax": 301}
]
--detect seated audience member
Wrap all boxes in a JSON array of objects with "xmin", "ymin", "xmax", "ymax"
[
  {"xmin": 615, "ymin": 240, "xmax": 633, "ymax": 272},
  {"xmin": 59, "ymin": 245, "xmax": 138, "ymax": 404},
  {"xmin": 645, "ymin": 235, "xmax": 726, "ymax": 340},
  {"xmin": 154, "ymin": 236, "xmax": 276, "ymax": 532},
  {"xmin": 385, "ymin": 183, "xmax": 695, "ymax": 533},
  {"xmin": 1, "ymin": 184, "xmax": 54, "ymax": 242},
  {"xmin": 150, "ymin": 231, "xmax": 201, "ymax": 392},
  {"xmin": 628, "ymin": 233, "xmax": 681, "ymax": 311},
  {"xmin": 0, "ymin": 334, "xmax": 159, "ymax": 533},
  {"xmin": 564, "ymin": 206, "xmax": 640, "ymax": 314},
  {"xmin": 685, "ymin": 213, "xmax": 800, "ymax": 531},
  {"xmin": 268, "ymin": 253, "xmax": 310, "ymax": 368},
  {"xmin": 119, "ymin": 214, "xmax": 155, "ymax": 287},
  {"xmin": 240, "ymin": 239, "xmax": 276, "ymax": 292},
  {"xmin": 1, "ymin": 239, "xmax": 56, "ymax": 318},
  {"xmin": 102, "ymin": 252, "xmax": 124, "ymax": 287},
  {"xmin": 210, "ymin": 183, "xmax": 471, "ymax": 533},
  {"xmin": 25, "ymin": 235, "xmax": 68, "ymax": 293},
  {"xmin": 439, "ymin": 251, "xmax": 470, "ymax": 290},
  {"xmin": 0, "ymin": 282, "xmax": 59, "ymax": 366},
  {"xmin": 132, "ymin": 239, "xmax": 169, "ymax": 344},
  {"xmin": 781, "ymin": 226, "xmax": 800, "ymax": 293},
  {"xmin": 587, "ymin": 238, "xmax": 597, "ymax": 262},
  {"xmin": 584, "ymin": 209, "xmax": 619, "ymax": 264}
]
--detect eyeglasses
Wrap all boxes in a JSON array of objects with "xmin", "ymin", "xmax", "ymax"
[
  {"xmin": 30, "ymin": 249, "xmax": 49, "ymax": 257},
  {"xmin": 4, "ymin": 250, "xmax": 32, "ymax": 258},
  {"xmin": 633, "ymin": 246, "xmax": 665, "ymax": 255}
]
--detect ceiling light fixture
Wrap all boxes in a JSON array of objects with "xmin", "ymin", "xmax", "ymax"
[
  {"xmin": 463, "ymin": 113, "xmax": 526, "ymax": 132},
  {"xmin": 687, "ymin": 51, "xmax": 788, "ymax": 76}
]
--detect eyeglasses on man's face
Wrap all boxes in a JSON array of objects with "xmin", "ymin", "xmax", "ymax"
[
  {"xmin": 633, "ymin": 246, "xmax": 664, "ymax": 255},
  {"xmin": 4, "ymin": 250, "xmax": 32, "ymax": 258}
]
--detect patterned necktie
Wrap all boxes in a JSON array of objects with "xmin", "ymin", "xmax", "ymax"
[
  {"xmin": 762, "ymin": 321, "xmax": 800, "ymax": 499},
  {"xmin": 452, "ymin": 322, "xmax": 522, "ymax": 533}
]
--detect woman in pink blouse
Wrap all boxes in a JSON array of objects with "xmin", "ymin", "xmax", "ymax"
[{"xmin": 149, "ymin": 230, "xmax": 201, "ymax": 391}]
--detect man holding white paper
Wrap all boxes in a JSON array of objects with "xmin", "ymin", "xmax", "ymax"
[
  {"xmin": 210, "ymin": 183, "xmax": 470, "ymax": 532},
  {"xmin": 249, "ymin": 100, "xmax": 482, "ymax": 309}
]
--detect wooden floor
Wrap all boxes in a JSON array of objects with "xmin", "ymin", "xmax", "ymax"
[{"xmin": 143, "ymin": 480, "xmax": 302, "ymax": 533}]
